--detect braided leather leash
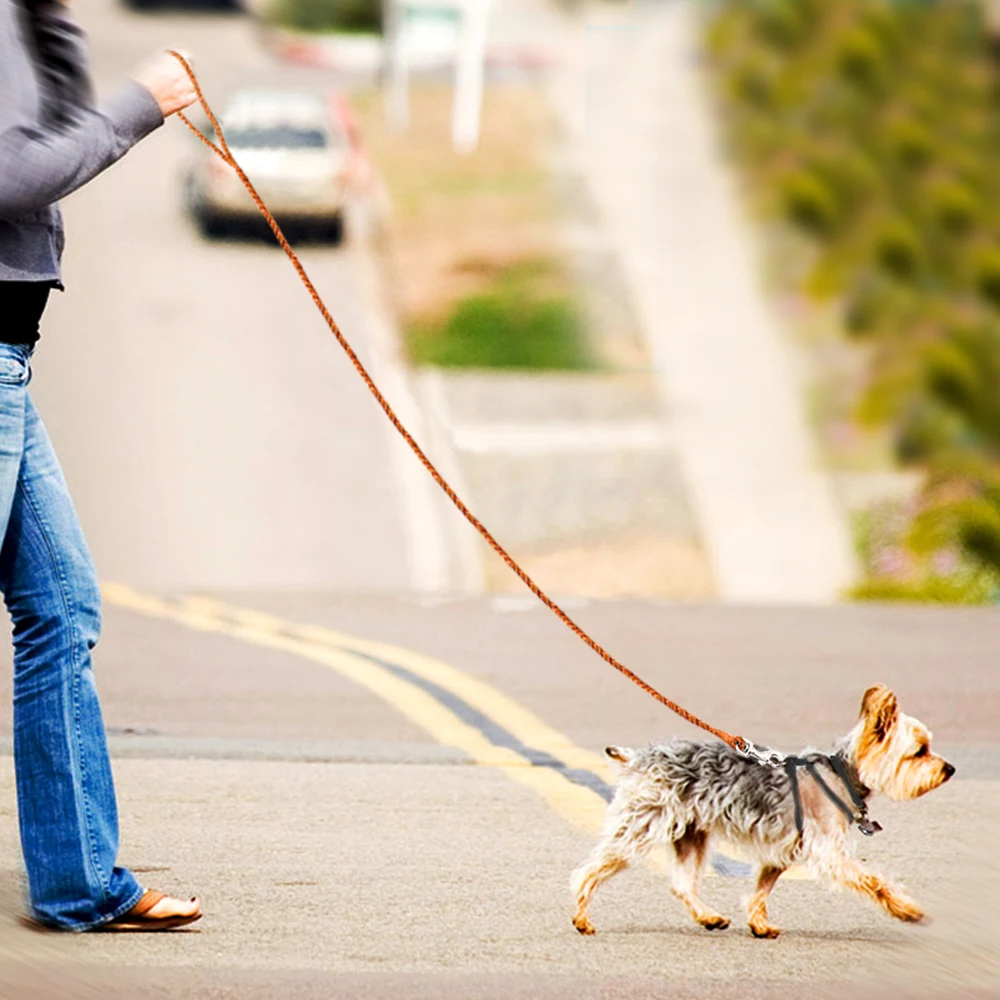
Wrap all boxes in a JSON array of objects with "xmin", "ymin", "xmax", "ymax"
[{"xmin": 167, "ymin": 51, "xmax": 756, "ymax": 758}]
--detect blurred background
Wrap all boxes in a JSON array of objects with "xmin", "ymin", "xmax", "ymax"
[
  {"xmin": 42, "ymin": 0, "xmax": 1000, "ymax": 607},
  {"xmin": 6, "ymin": 4, "xmax": 999, "ymax": 995}
]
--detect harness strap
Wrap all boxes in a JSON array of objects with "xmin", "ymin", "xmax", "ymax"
[
  {"xmin": 783, "ymin": 758, "xmax": 805, "ymax": 833},
  {"xmin": 783, "ymin": 753, "xmax": 882, "ymax": 838},
  {"xmin": 804, "ymin": 759, "xmax": 858, "ymax": 825},
  {"xmin": 827, "ymin": 752, "xmax": 870, "ymax": 815}
]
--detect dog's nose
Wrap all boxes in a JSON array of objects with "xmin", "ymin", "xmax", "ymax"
[{"xmin": 942, "ymin": 762, "xmax": 956, "ymax": 781}]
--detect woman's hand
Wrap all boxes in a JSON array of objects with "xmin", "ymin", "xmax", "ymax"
[{"xmin": 131, "ymin": 51, "xmax": 197, "ymax": 118}]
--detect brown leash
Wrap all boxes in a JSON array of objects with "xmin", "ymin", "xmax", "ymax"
[{"xmin": 167, "ymin": 52, "xmax": 751, "ymax": 757}]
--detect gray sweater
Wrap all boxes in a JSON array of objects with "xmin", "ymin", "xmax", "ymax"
[{"xmin": 0, "ymin": 0, "xmax": 164, "ymax": 286}]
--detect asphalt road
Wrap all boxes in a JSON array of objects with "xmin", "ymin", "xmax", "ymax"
[
  {"xmin": 31, "ymin": 0, "xmax": 412, "ymax": 592},
  {"xmin": 0, "ymin": 2, "xmax": 997, "ymax": 999},
  {"xmin": 1, "ymin": 592, "xmax": 997, "ymax": 1000}
]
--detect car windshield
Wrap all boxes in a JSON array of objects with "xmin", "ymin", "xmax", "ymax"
[{"xmin": 225, "ymin": 126, "xmax": 330, "ymax": 150}]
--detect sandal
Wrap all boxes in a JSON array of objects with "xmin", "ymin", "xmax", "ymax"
[
  {"xmin": 19, "ymin": 891, "xmax": 202, "ymax": 933},
  {"xmin": 97, "ymin": 890, "xmax": 202, "ymax": 932}
]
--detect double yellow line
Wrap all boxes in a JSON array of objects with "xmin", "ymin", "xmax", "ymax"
[
  {"xmin": 102, "ymin": 583, "xmax": 613, "ymax": 833},
  {"xmin": 102, "ymin": 584, "xmax": 809, "ymax": 880}
]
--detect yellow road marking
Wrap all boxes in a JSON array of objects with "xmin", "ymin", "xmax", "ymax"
[
  {"xmin": 102, "ymin": 583, "xmax": 812, "ymax": 879},
  {"xmin": 181, "ymin": 595, "xmax": 613, "ymax": 777},
  {"xmin": 102, "ymin": 584, "xmax": 609, "ymax": 835}
]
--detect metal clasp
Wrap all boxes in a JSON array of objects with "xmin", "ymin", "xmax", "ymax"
[{"xmin": 735, "ymin": 739, "xmax": 787, "ymax": 768}]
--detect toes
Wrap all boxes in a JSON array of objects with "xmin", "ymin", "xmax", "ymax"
[
  {"xmin": 573, "ymin": 919, "xmax": 595, "ymax": 936},
  {"xmin": 749, "ymin": 924, "xmax": 781, "ymax": 939},
  {"xmin": 147, "ymin": 896, "xmax": 201, "ymax": 920}
]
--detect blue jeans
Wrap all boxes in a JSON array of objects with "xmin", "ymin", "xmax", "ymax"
[{"xmin": 0, "ymin": 344, "xmax": 143, "ymax": 930}]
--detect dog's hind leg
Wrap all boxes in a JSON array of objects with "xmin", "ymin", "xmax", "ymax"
[
  {"xmin": 571, "ymin": 840, "xmax": 629, "ymax": 935},
  {"xmin": 670, "ymin": 827, "xmax": 730, "ymax": 930},
  {"xmin": 571, "ymin": 804, "xmax": 660, "ymax": 936},
  {"xmin": 747, "ymin": 866, "xmax": 784, "ymax": 938}
]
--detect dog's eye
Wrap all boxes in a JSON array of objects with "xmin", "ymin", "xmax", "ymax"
[{"xmin": 914, "ymin": 745, "xmax": 928, "ymax": 758}]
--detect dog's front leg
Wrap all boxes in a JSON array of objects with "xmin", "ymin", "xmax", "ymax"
[
  {"xmin": 830, "ymin": 858, "xmax": 924, "ymax": 923},
  {"xmin": 747, "ymin": 866, "xmax": 784, "ymax": 938}
]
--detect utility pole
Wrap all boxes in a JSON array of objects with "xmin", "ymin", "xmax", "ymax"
[
  {"xmin": 382, "ymin": 0, "xmax": 489, "ymax": 152},
  {"xmin": 384, "ymin": 0, "xmax": 410, "ymax": 131},
  {"xmin": 452, "ymin": 0, "xmax": 490, "ymax": 153}
]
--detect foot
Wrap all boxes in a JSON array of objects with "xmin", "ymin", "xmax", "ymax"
[
  {"xmin": 573, "ymin": 915, "xmax": 596, "ymax": 935},
  {"xmin": 100, "ymin": 890, "xmax": 202, "ymax": 932},
  {"xmin": 143, "ymin": 894, "xmax": 202, "ymax": 922},
  {"xmin": 749, "ymin": 920, "xmax": 781, "ymax": 939},
  {"xmin": 698, "ymin": 914, "xmax": 731, "ymax": 931}
]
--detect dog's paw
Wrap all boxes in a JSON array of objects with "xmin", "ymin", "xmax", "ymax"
[
  {"xmin": 893, "ymin": 902, "xmax": 924, "ymax": 924},
  {"xmin": 573, "ymin": 917, "xmax": 596, "ymax": 936},
  {"xmin": 699, "ymin": 915, "xmax": 730, "ymax": 931},
  {"xmin": 883, "ymin": 893, "xmax": 924, "ymax": 923},
  {"xmin": 749, "ymin": 922, "xmax": 781, "ymax": 939}
]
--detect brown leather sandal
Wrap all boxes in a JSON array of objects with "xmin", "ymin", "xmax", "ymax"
[{"xmin": 97, "ymin": 890, "xmax": 202, "ymax": 932}]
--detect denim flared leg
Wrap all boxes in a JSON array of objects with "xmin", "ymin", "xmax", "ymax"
[{"xmin": 0, "ymin": 382, "xmax": 142, "ymax": 930}]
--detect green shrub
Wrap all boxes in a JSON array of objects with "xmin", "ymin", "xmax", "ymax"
[
  {"xmin": 928, "ymin": 179, "xmax": 979, "ymax": 236},
  {"xmin": 409, "ymin": 261, "xmax": 592, "ymax": 371},
  {"xmin": 755, "ymin": 0, "xmax": 811, "ymax": 50},
  {"xmin": 975, "ymin": 248, "xmax": 1000, "ymax": 308},
  {"xmin": 816, "ymin": 149, "xmax": 879, "ymax": 215},
  {"xmin": 705, "ymin": 0, "xmax": 1000, "ymax": 601},
  {"xmin": 923, "ymin": 340, "xmax": 980, "ymax": 412},
  {"xmin": 957, "ymin": 498, "xmax": 1000, "ymax": 569},
  {"xmin": 893, "ymin": 403, "xmax": 953, "ymax": 464},
  {"xmin": 782, "ymin": 170, "xmax": 839, "ymax": 236},
  {"xmin": 836, "ymin": 26, "xmax": 886, "ymax": 90},
  {"xmin": 873, "ymin": 218, "xmax": 923, "ymax": 280},
  {"xmin": 850, "ymin": 573, "xmax": 1000, "ymax": 604},
  {"xmin": 885, "ymin": 117, "xmax": 935, "ymax": 171},
  {"xmin": 843, "ymin": 275, "xmax": 908, "ymax": 338},
  {"xmin": 728, "ymin": 57, "xmax": 775, "ymax": 108}
]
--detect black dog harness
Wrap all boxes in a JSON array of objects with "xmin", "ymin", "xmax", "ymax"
[{"xmin": 783, "ymin": 752, "xmax": 882, "ymax": 837}]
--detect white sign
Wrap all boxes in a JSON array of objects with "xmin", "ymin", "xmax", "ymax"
[{"xmin": 384, "ymin": 0, "xmax": 490, "ymax": 153}]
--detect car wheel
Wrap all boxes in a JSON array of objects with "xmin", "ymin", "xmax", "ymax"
[
  {"xmin": 196, "ymin": 209, "xmax": 227, "ymax": 240},
  {"xmin": 325, "ymin": 213, "xmax": 345, "ymax": 246}
]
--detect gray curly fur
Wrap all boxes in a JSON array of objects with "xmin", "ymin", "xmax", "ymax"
[{"xmin": 616, "ymin": 742, "xmax": 797, "ymax": 845}]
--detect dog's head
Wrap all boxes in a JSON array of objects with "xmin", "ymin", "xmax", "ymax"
[{"xmin": 846, "ymin": 684, "xmax": 955, "ymax": 801}]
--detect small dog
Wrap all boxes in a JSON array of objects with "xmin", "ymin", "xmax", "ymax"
[{"xmin": 571, "ymin": 685, "xmax": 955, "ymax": 938}]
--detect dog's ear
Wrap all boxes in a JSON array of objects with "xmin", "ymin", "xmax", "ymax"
[{"xmin": 860, "ymin": 684, "xmax": 899, "ymax": 744}]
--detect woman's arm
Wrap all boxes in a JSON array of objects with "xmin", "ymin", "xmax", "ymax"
[
  {"xmin": 0, "ymin": 83, "xmax": 164, "ymax": 218},
  {"xmin": 0, "ymin": 0, "xmax": 195, "ymax": 219}
]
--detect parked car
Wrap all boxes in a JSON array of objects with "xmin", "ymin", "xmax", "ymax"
[{"xmin": 183, "ymin": 89, "xmax": 355, "ymax": 244}]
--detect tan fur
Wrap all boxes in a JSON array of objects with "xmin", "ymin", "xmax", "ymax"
[
  {"xmin": 572, "ymin": 851, "xmax": 626, "ymax": 935},
  {"xmin": 851, "ymin": 684, "xmax": 953, "ymax": 802},
  {"xmin": 747, "ymin": 866, "xmax": 784, "ymax": 938}
]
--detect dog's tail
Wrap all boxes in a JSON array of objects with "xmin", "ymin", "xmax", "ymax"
[{"xmin": 604, "ymin": 745, "xmax": 633, "ymax": 765}]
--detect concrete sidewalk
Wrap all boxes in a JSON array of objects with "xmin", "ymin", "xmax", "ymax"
[{"xmin": 544, "ymin": 0, "xmax": 857, "ymax": 603}]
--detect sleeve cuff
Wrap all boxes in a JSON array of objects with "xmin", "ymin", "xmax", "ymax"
[{"xmin": 100, "ymin": 80, "xmax": 165, "ymax": 150}]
